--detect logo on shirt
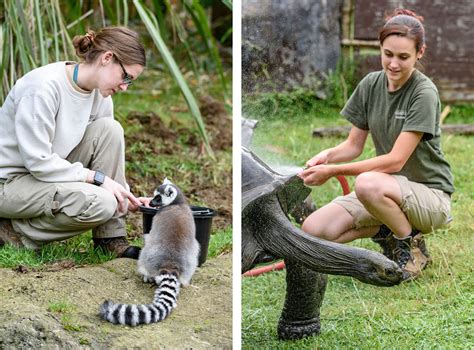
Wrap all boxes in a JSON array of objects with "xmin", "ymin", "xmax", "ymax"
[{"xmin": 394, "ymin": 110, "xmax": 407, "ymax": 120}]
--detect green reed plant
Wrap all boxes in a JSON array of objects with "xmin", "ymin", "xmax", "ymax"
[{"xmin": 134, "ymin": 0, "xmax": 214, "ymax": 157}]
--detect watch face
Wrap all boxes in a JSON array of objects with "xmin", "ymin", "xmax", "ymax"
[{"xmin": 94, "ymin": 171, "xmax": 105, "ymax": 185}]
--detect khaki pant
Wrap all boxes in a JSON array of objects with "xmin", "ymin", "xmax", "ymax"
[
  {"xmin": 332, "ymin": 175, "xmax": 452, "ymax": 234},
  {"xmin": 0, "ymin": 118, "xmax": 128, "ymax": 247}
]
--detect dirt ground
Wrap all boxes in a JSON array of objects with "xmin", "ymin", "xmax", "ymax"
[
  {"xmin": 0, "ymin": 253, "xmax": 232, "ymax": 349},
  {"xmin": 124, "ymin": 95, "xmax": 232, "ymax": 235}
]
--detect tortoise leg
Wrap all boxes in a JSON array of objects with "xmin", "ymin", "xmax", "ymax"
[{"xmin": 277, "ymin": 259, "xmax": 328, "ymax": 340}]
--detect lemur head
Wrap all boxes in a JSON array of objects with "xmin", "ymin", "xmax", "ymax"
[{"xmin": 150, "ymin": 178, "xmax": 186, "ymax": 207}]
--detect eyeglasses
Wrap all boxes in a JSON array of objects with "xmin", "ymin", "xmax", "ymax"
[{"xmin": 116, "ymin": 58, "xmax": 133, "ymax": 86}]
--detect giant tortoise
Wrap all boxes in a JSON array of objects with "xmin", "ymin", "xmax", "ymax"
[{"xmin": 241, "ymin": 119, "xmax": 403, "ymax": 339}]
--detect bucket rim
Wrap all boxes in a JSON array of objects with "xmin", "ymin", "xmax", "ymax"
[{"xmin": 139, "ymin": 205, "xmax": 216, "ymax": 217}]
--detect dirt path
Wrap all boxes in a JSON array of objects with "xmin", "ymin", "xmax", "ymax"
[{"xmin": 0, "ymin": 254, "xmax": 232, "ymax": 349}]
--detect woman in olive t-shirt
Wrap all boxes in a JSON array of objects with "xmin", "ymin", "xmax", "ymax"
[{"xmin": 299, "ymin": 9, "xmax": 453, "ymax": 282}]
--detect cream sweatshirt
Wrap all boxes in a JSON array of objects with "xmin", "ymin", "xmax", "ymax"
[{"xmin": 0, "ymin": 62, "xmax": 113, "ymax": 182}]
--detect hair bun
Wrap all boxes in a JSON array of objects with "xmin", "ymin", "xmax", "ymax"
[
  {"xmin": 72, "ymin": 30, "xmax": 96, "ymax": 59},
  {"xmin": 387, "ymin": 8, "xmax": 424, "ymax": 23},
  {"xmin": 82, "ymin": 30, "xmax": 96, "ymax": 49},
  {"xmin": 84, "ymin": 31, "xmax": 95, "ymax": 44}
]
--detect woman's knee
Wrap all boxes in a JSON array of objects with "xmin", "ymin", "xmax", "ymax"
[
  {"xmin": 355, "ymin": 172, "xmax": 384, "ymax": 202},
  {"xmin": 54, "ymin": 185, "xmax": 116, "ymax": 224},
  {"xmin": 301, "ymin": 217, "xmax": 317, "ymax": 236},
  {"xmin": 88, "ymin": 118, "xmax": 124, "ymax": 142},
  {"xmin": 93, "ymin": 189, "xmax": 117, "ymax": 222},
  {"xmin": 302, "ymin": 204, "xmax": 353, "ymax": 241}
]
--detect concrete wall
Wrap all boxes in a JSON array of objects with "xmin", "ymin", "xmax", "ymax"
[{"xmin": 242, "ymin": 0, "xmax": 343, "ymax": 93}]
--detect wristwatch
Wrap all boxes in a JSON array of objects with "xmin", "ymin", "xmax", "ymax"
[{"xmin": 93, "ymin": 170, "xmax": 106, "ymax": 186}]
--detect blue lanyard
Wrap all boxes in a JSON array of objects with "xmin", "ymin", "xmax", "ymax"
[{"xmin": 73, "ymin": 64, "xmax": 79, "ymax": 85}]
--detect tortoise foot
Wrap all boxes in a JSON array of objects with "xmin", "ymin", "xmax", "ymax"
[{"xmin": 277, "ymin": 317, "xmax": 321, "ymax": 340}]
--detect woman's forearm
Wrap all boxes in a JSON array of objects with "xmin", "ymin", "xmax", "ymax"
[
  {"xmin": 326, "ymin": 140, "xmax": 364, "ymax": 163},
  {"xmin": 327, "ymin": 153, "xmax": 403, "ymax": 177},
  {"xmin": 327, "ymin": 126, "xmax": 368, "ymax": 163}
]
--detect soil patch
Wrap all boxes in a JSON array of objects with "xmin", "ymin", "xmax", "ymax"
[
  {"xmin": 124, "ymin": 96, "xmax": 232, "ymax": 235},
  {"xmin": 0, "ymin": 253, "xmax": 232, "ymax": 349},
  {"xmin": 199, "ymin": 95, "xmax": 232, "ymax": 152}
]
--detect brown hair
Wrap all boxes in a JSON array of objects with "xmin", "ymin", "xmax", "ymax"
[
  {"xmin": 379, "ymin": 9, "xmax": 425, "ymax": 53},
  {"xmin": 72, "ymin": 27, "xmax": 146, "ymax": 66}
]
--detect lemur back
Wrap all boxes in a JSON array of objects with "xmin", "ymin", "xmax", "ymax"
[{"xmin": 100, "ymin": 180, "xmax": 200, "ymax": 326}]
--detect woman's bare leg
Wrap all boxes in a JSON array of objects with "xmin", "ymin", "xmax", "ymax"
[
  {"xmin": 301, "ymin": 203, "xmax": 377, "ymax": 242},
  {"xmin": 334, "ymin": 226, "xmax": 379, "ymax": 243},
  {"xmin": 354, "ymin": 172, "xmax": 411, "ymax": 238}
]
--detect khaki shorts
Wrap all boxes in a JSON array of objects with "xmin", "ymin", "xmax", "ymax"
[{"xmin": 332, "ymin": 175, "xmax": 452, "ymax": 233}]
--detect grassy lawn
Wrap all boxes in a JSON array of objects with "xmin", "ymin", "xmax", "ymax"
[
  {"xmin": 0, "ymin": 226, "xmax": 232, "ymax": 270},
  {"xmin": 242, "ymin": 92, "xmax": 474, "ymax": 349},
  {"xmin": 0, "ymin": 69, "xmax": 232, "ymax": 269}
]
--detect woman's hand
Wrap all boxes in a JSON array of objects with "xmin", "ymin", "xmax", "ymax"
[
  {"xmin": 100, "ymin": 176, "xmax": 142, "ymax": 215},
  {"xmin": 298, "ymin": 164, "xmax": 334, "ymax": 186},
  {"xmin": 128, "ymin": 197, "xmax": 152, "ymax": 213},
  {"xmin": 306, "ymin": 150, "xmax": 330, "ymax": 167}
]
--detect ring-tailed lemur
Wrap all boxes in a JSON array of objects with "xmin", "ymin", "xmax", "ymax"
[{"xmin": 100, "ymin": 179, "xmax": 199, "ymax": 326}]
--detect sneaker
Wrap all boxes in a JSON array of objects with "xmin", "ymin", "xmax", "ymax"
[
  {"xmin": 0, "ymin": 218, "xmax": 24, "ymax": 248},
  {"xmin": 371, "ymin": 224, "xmax": 397, "ymax": 260},
  {"xmin": 93, "ymin": 237, "xmax": 141, "ymax": 259},
  {"xmin": 393, "ymin": 235, "xmax": 429, "ymax": 281}
]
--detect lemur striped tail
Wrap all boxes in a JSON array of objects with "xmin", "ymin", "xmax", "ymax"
[{"xmin": 100, "ymin": 273, "xmax": 180, "ymax": 326}]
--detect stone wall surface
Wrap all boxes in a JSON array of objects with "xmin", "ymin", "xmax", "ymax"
[{"xmin": 242, "ymin": 0, "xmax": 343, "ymax": 93}]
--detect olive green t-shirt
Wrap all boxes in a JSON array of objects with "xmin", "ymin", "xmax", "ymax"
[{"xmin": 341, "ymin": 69, "xmax": 454, "ymax": 194}]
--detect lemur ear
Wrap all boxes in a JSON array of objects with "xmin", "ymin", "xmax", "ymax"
[{"xmin": 162, "ymin": 178, "xmax": 173, "ymax": 186}]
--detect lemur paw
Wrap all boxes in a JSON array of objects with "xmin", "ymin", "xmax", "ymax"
[{"xmin": 143, "ymin": 275, "xmax": 154, "ymax": 283}]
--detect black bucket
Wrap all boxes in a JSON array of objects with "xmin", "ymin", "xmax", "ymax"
[{"xmin": 139, "ymin": 205, "xmax": 216, "ymax": 266}]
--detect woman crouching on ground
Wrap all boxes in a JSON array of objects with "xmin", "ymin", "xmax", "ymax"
[
  {"xmin": 299, "ymin": 9, "xmax": 454, "ymax": 281},
  {"xmin": 0, "ymin": 27, "xmax": 151, "ymax": 258}
]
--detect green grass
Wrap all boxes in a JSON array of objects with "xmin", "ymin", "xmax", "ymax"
[
  {"xmin": 0, "ymin": 212, "xmax": 231, "ymax": 270},
  {"xmin": 442, "ymin": 103, "xmax": 474, "ymax": 124},
  {"xmin": 113, "ymin": 68, "xmax": 231, "ymax": 126},
  {"xmin": 47, "ymin": 300, "xmax": 83, "ymax": 332},
  {"xmin": 0, "ymin": 231, "xmax": 114, "ymax": 269},
  {"xmin": 208, "ymin": 226, "xmax": 233, "ymax": 258},
  {"xmin": 47, "ymin": 300, "xmax": 76, "ymax": 314},
  {"xmin": 0, "ymin": 223, "xmax": 232, "ymax": 269},
  {"xmin": 242, "ymin": 92, "xmax": 474, "ymax": 348}
]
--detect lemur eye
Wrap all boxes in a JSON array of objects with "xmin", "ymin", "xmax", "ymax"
[{"xmin": 164, "ymin": 185, "xmax": 175, "ymax": 197}]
